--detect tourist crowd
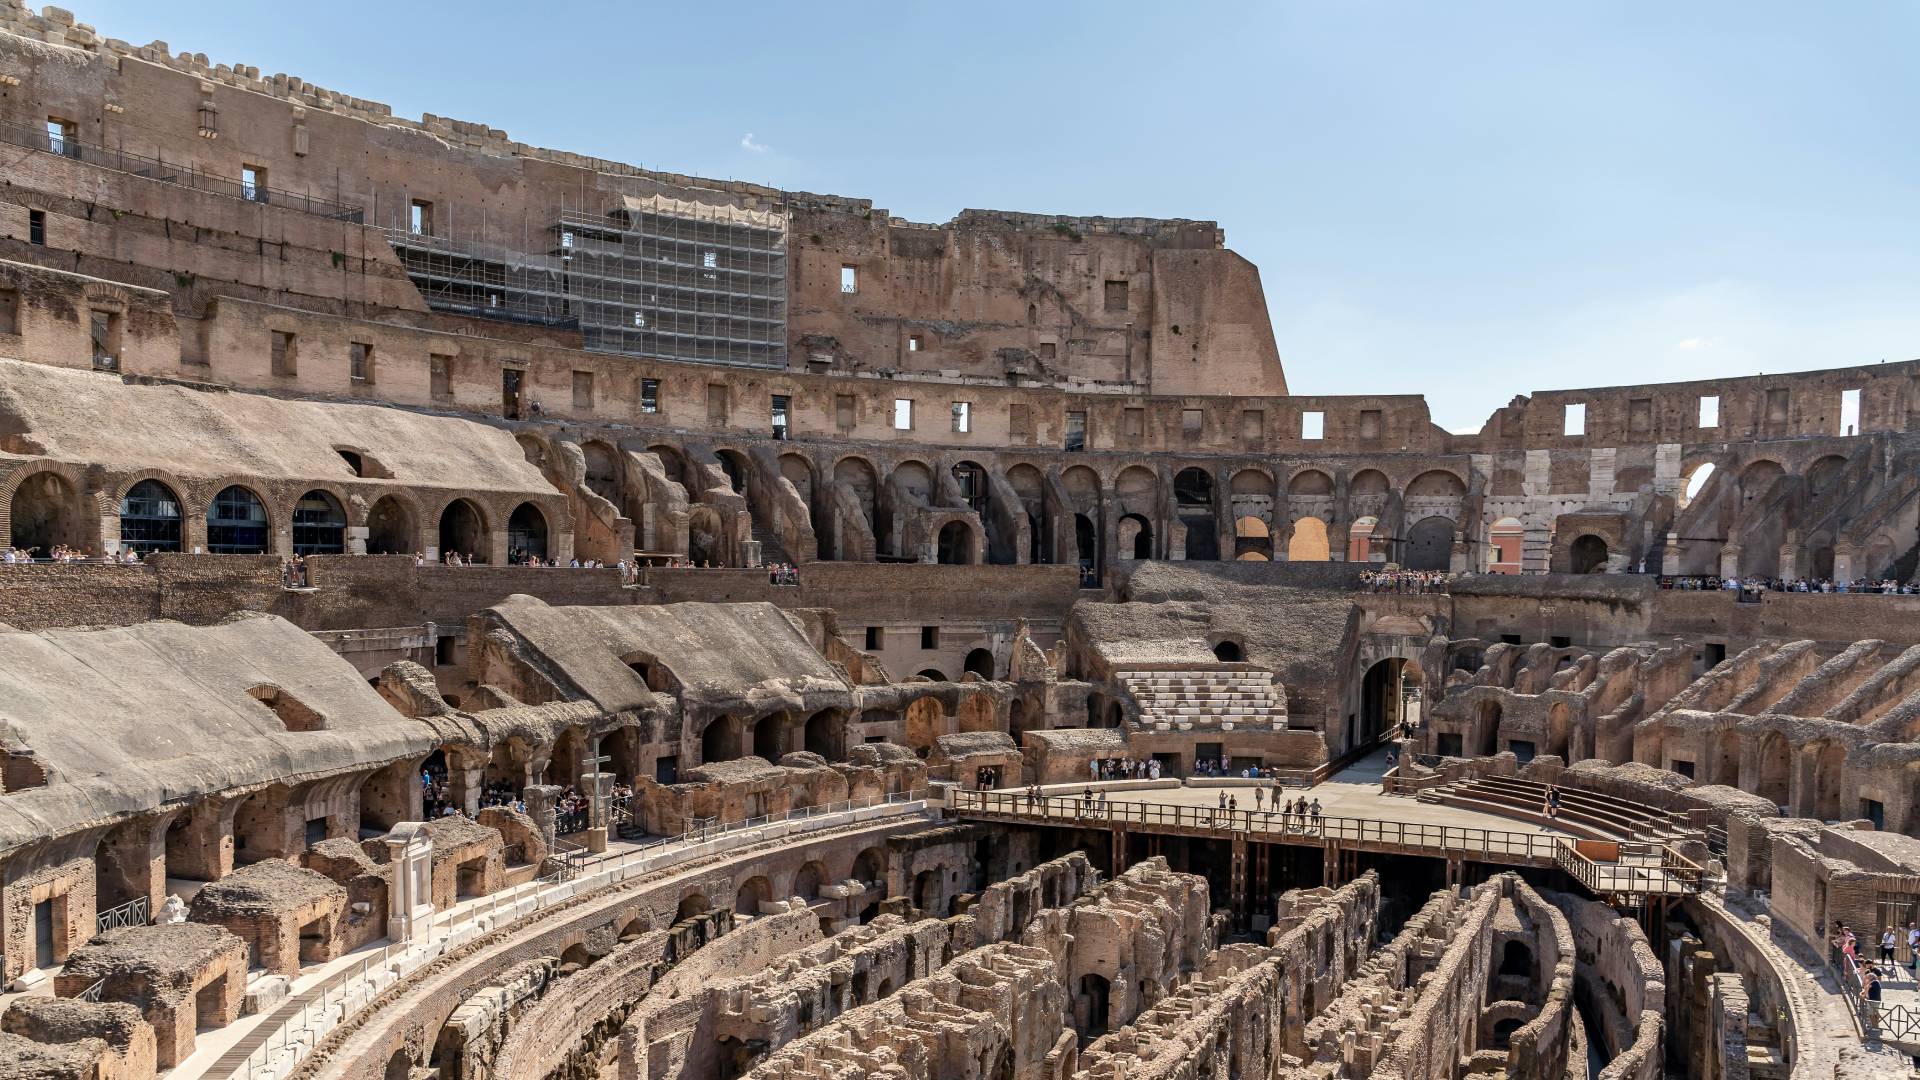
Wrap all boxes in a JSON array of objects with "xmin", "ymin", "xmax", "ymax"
[
  {"xmin": 768, "ymin": 563, "xmax": 800, "ymax": 585},
  {"xmin": 1832, "ymin": 921, "xmax": 1920, "ymax": 1019},
  {"xmin": 3, "ymin": 544, "xmax": 141, "ymax": 563},
  {"xmin": 1660, "ymin": 575, "xmax": 1918, "ymax": 594},
  {"xmin": 1359, "ymin": 569, "xmax": 1449, "ymax": 593}
]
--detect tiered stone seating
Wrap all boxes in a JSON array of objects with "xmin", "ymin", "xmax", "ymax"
[
  {"xmin": 1415, "ymin": 775, "xmax": 1693, "ymax": 842},
  {"xmin": 1115, "ymin": 669, "xmax": 1288, "ymax": 731}
]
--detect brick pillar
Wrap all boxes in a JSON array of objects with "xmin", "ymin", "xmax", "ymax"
[
  {"xmin": 168, "ymin": 798, "xmax": 236, "ymax": 882},
  {"xmin": 524, "ymin": 785, "xmax": 562, "ymax": 854}
]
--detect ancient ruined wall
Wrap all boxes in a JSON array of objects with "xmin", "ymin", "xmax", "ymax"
[{"xmin": 1547, "ymin": 891, "xmax": 1664, "ymax": 1080}]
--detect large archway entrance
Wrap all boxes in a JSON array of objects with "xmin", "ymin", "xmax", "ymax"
[
  {"xmin": 10, "ymin": 472, "xmax": 88, "ymax": 557},
  {"xmin": 1570, "ymin": 534, "xmax": 1608, "ymax": 574},
  {"xmin": 1403, "ymin": 517, "xmax": 1454, "ymax": 571},
  {"xmin": 207, "ymin": 485, "xmax": 270, "ymax": 554},
  {"xmin": 1173, "ymin": 468, "xmax": 1218, "ymax": 561},
  {"xmin": 937, "ymin": 520, "xmax": 974, "ymax": 564},
  {"xmin": 292, "ymin": 490, "xmax": 346, "ymax": 555},
  {"xmin": 118, "ymin": 479, "xmax": 183, "ymax": 555},
  {"xmin": 1755, "ymin": 730, "xmax": 1790, "ymax": 810},
  {"xmin": 365, "ymin": 496, "xmax": 415, "ymax": 555},
  {"xmin": 1357, "ymin": 657, "xmax": 1419, "ymax": 750},
  {"xmin": 438, "ymin": 499, "xmax": 487, "ymax": 561},
  {"xmin": 1287, "ymin": 517, "xmax": 1330, "ymax": 562},
  {"xmin": 507, "ymin": 502, "xmax": 549, "ymax": 562},
  {"xmin": 701, "ymin": 716, "xmax": 742, "ymax": 765}
]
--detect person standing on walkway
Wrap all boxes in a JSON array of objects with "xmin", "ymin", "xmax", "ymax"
[
  {"xmin": 1906, "ymin": 923, "xmax": 1918, "ymax": 973},
  {"xmin": 1882, "ymin": 927, "xmax": 1898, "ymax": 966}
]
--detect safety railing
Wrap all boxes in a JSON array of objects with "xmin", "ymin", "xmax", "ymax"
[
  {"xmin": 1832, "ymin": 941, "xmax": 1920, "ymax": 1043},
  {"xmin": 96, "ymin": 895, "xmax": 148, "ymax": 934},
  {"xmin": 0, "ymin": 117, "xmax": 363, "ymax": 221},
  {"xmin": 1552, "ymin": 843, "xmax": 1699, "ymax": 897},
  {"xmin": 950, "ymin": 789, "xmax": 1562, "ymax": 863},
  {"xmin": 74, "ymin": 978, "xmax": 105, "ymax": 1003},
  {"xmin": 231, "ymin": 789, "xmax": 931, "ymax": 1079}
]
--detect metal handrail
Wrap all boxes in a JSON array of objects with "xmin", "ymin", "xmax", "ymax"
[
  {"xmin": 233, "ymin": 789, "xmax": 931, "ymax": 1079},
  {"xmin": 0, "ymin": 117, "xmax": 362, "ymax": 221},
  {"xmin": 1831, "ymin": 941, "xmax": 1920, "ymax": 1042},
  {"xmin": 96, "ymin": 895, "xmax": 149, "ymax": 934},
  {"xmin": 74, "ymin": 979, "xmax": 105, "ymax": 1003}
]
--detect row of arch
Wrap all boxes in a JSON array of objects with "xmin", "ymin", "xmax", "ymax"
[{"xmin": 7, "ymin": 471, "xmax": 557, "ymax": 562}]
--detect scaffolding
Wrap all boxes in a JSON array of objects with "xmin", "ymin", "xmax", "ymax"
[{"xmin": 381, "ymin": 193, "xmax": 787, "ymax": 369}]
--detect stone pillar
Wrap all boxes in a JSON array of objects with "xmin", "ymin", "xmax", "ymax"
[
  {"xmin": 385, "ymin": 825, "xmax": 435, "ymax": 935},
  {"xmin": 346, "ymin": 524, "xmax": 369, "ymax": 555},
  {"xmin": 168, "ymin": 798, "xmax": 237, "ymax": 882},
  {"xmin": 1717, "ymin": 545, "xmax": 1741, "ymax": 579},
  {"xmin": 1662, "ymin": 532, "xmax": 1683, "ymax": 576},
  {"xmin": 524, "ymin": 785, "xmax": 562, "ymax": 853}
]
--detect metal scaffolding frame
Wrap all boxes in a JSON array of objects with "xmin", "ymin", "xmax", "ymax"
[{"xmin": 381, "ymin": 193, "xmax": 788, "ymax": 369}]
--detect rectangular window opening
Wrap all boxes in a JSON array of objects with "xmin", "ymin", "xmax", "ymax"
[
  {"xmin": 1840, "ymin": 387, "xmax": 1862, "ymax": 436},
  {"xmin": 1065, "ymin": 410, "xmax": 1087, "ymax": 452},
  {"xmin": 28, "ymin": 209, "xmax": 45, "ymax": 246},
  {"xmin": 707, "ymin": 384, "xmax": 729, "ymax": 424},
  {"xmin": 1240, "ymin": 410, "xmax": 1264, "ymax": 442},
  {"xmin": 1698, "ymin": 395, "xmax": 1720, "ymax": 428},
  {"xmin": 835, "ymin": 394, "xmax": 855, "ymax": 431},
  {"xmin": 572, "ymin": 370, "xmax": 594, "ymax": 410},
  {"xmin": 920, "ymin": 626, "xmax": 939, "ymax": 649},
  {"xmin": 771, "ymin": 394, "xmax": 791, "ymax": 439},
  {"xmin": 271, "ymin": 330, "xmax": 297, "ymax": 377},
  {"xmin": 89, "ymin": 309, "xmax": 120, "ymax": 369},
  {"xmin": 640, "ymin": 378, "xmax": 660, "ymax": 414},
  {"xmin": 865, "ymin": 626, "xmax": 883, "ymax": 651},
  {"xmin": 409, "ymin": 199, "xmax": 433, "ymax": 236},
  {"xmin": 46, "ymin": 117, "xmax": 76, "ymax": 158},
  {"xmin": 0, "ymin": 288, "xmax": 17, "ymax": 336},
  {"xmin": 429, "ymin": 354, "xmax": 452, "ymax": 400},
  {"xmin": 241, "ymin": 164, "xmax": 266, "ymax": 202},
  {"xmin": 1103, "ymin": 279, "xmax": 1129, "ymax": 313},
  {"xmin": 951, "ymin": 401, "xmax": 971, "ymax": 433},
  {"xmin": 1301, "ymin": 410, "xmax": 1325, "ymax": 440},
  {"xmin": 349, "ymin": 341, "xmax": 373, "ymax": 384},
  {"xmin": 840, "ymin": 265, "xmax": 858, "ymax": 294},
  {"xmin": 1563, "ymin": 402, "xmax": 1586, "ymax": 437},
  {"xmin": 1123, "ymin": 407, "xmax": 1145, "ymax": 441},
  {"xmin": 1182, "ymin": 408, "xmax": 1205, "ymax": 441},
  {"xmin": 1037, "ymin": 341, "xmax": 1057, "ymax": 360},
  {"xmin": 892, "ymin": 398, "xmax": 913, "ymax": 430}
]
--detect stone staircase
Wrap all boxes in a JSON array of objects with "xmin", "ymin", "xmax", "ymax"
[
  {"xmin": 1115, "ymin": 668, "xmax": 1287, "ymax": 732},
  {"xmin": 1415, "ymin": 776, "xmax": 1693, "ymax": 843}
]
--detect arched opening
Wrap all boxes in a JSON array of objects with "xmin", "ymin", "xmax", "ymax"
[
  {"xmin": 1406, "ymin": 470, "xmax": 1466, "ymax": 498},
  {"xmin": 851, "ymin": 847, "xmax": 886, "ymax": 889},
  {"xmin": 1075, "ymin": 513, "xmax": 1100, "ymax": 584},
  {"xmin": 674, "ymin": 893, "xmax": 711, "ymax": 923},
  {"xmin": 1212, "ymin": 640, "xmax": 1244, "ymax": 663},
  {"xmin": 1812, "ymin": 741, "xmax": 1847, "ymax": 820},
  {"xmin": 715, "ymin": 451, "xmax": 747, "ymax": 495},
  {"xmin": 1476, "ymin": 699, "xmax": 1503, "ymax": 757},
  {"xmin": 1680, "ymin": 461, "xmax": 1718, "ymax": 507},
  {"xmin": 687, "ymin": 505, "xmax": 727, "ymax": 567},
  {"xmin": 1359, "ymin": 658, "xmax": 1419, "ymax": 750},
  {"xmin": 917, "ymin": 669, "xmax": 949, "ymax": 682},
  {"xmin": 1806, "ymin": 454, "xmax": 1848, "ymax": 496},
  {"xmin": 560, "ymin": 942, "xmax": 596, "ymax": 970},
  {"xmin": 1546, "ymin": 703, "xmax": 1572, "ymax": 760},
  {"xmin": 365, "ymin": 496, "xmax": 415, "ymax": 556},
  {"xmin": 1008, "ymin": 700, "xmax": 1030, "ymax": 745},
  {"xmin": 207, "ymin": 485, "xmax": 270, "ymax": 554},
  {"xmin": 804, "ymin": 709, "xmax": 843, "ymax": 760},
  {"xmin": 384, "ymin": 1049, "xmax": 413, "ymax": 1080},
  {"xmin": 1077, "ymin": 973, "xmax": 1112, "ymax": 1038},
  {"xmin": 1740, "ymin": 459, "xmax": 1785, "ymax": 506},
  {"xmin": 1811, "ymin": 544, "xmax": 1836, "ymax": 580},
  {"xmin": 1234, "ymin": 515, "xmax": 1272, "ymax": 561},
  {"xmin": 906, "ymin": 696, "xmax": 946, "ymax": 756},
  {"xmin": 734, "ymin": 876, "xmax": 772, "ymax": 917},
  {"xmin": 291, "ymin": 490, "xmax": 346, "ymax": 555},
  {"xmin": 1756, "ymin": 730, "xmax": 1790, "ymax": 810},
  {"xmin": 793, "ymin": 860, "xmax": 827, "ymax": 900},
  {"xmin": 1404, "ymin": 516, "xmax": 1454, "ymax": 571},
  {"xmin": 1173, "ymin": 467, "xmax": 1218, "ymax": 561},
  {"xmin": 438, "ymin": 499, "xmax": 487, "ymax": 562},
  {"xmin": 1710, "ymin": 728, "xmax": 1741, "ymax": 786},
  {"xmin": 506, "ymin": 502, "xmax": 548, "ymax": 562},
  {"xmin": 9, "ymin": 471, "xmax": 88, "ymax": 557},
  {"xmin": 1346, "ymin": 516, "xmax": 1377, "ymax": 564},
  {"xmin": 937, "ymin": 520, "xmax": 974, "ymax": 565},
  {"xmin": 963, "ymin": 648, "xmax": 995, "ymax": 679},
  {"xmin": 752, "ymin": 713, "xmax": 787, "ymax": 760},
  {"xmin": 118, "ymin": 479, "xmax": 183, "ymax": 555},
  {"xmin": 1287, "ymin": 516, "xmax": 1330, "ymax": 562},
  {"xmin": 1118, "ymin": 513, "xmax": 1153, "ymax": 560},
  {"xmin": 1570, "ymin": 534, "xmax": 1608, "ymax": 574},
  {"xmin": 912, "ymin": 868, "xmax": 941, "ymax": 912},
  {"xmin": 701, "ymin": 716, "xmax": 742, "ymax": 765},
  {"xmin": 1487, "ymin": 516, "xmax": 1524, "ymax": 573},
  {"xmin": 1492, "ymin": 1018, "xmax": 1524, "ymax": 1049}
]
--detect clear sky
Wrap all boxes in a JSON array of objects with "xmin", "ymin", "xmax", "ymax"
[{"xmin": 69, "ymin": 0, "xmax": 1920, "ymax": 432}]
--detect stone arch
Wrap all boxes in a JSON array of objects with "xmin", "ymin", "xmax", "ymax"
[
  {"xmin": 1234, "ymin": 515, "xmax": 1272, "ymax": 560},
  {"xmin": 292, "ymin": 489, "xmax": 347, "ymax": 555},
  {"xmin": 6, "ymin": 467, "xmax": 90, "ymax": 556},
  {"xmin": 1350, "ymin": 469, "xmax": 1391, "ymax": 496},
  {"xmin": 1404, "ymin": 516, "xmax": 1454, "ymax": 570},
  {"xmin": 1173, "ymin": 467, "xmax": 1218, "ymax": 561},
  {"xmin": 1346, "ymin": 515, "xmax": 1377, "ymax": 563},
  {"xmin": 751, "ymin": 712, "xmax": 788, "ymax": 760},
  {"xmin": 1114, "ymin": 465, "xmax": 1157, "ymax": 516},
  {"xmin": 1287, "ymin": 516, "xmax": 1330, "ymax": 561},
  {"xmin": 1805, "ymin": 454, "xmax": 1847, "ymax": 496},
  {"xmin": 1117, "ymin": 513, "xmax": 1154, "ymax": 560},
  {"xmin": 1679, "ymin": 460, "xmax": 1718, "ymax": 507},
  {"xmin": 1475, "ymin": 699, "xmax": 1503, "ymax": 757},
  {"xmin": 1213, "ymin": 639, "xmax": 1244, "ymax": 662},
  {"xmin": 583, "ymin": 441, "xmax": 623, "ymax": 504},
  {"xmin": 1406, "ymin": 469, "xmax": 1466, "ymax": 497},
  {"xmin": 851, "ymin": 846, "xmax": 887, "ymax": 888},
  {"xmin": 963, "ymin": 648, "xmax": 995, "ymax": 679},
  {"xmin": 792, "ymin": 860, "xmax": 828, "ymax": 900},
  {"xmin": 675, "ymin": 893, "xmax": 712, "ymax": 923},
  {"xmin": 365, "ymin": 494, "xmax": 417, "ymax": 556},
  {"xmin": 1811, "ymin": 741, "xmax": 1847, "ymax": 821},
  {"xmin": 1755, "ymin": 729, "xmax": 1791, "ymax": 809},
  {"xmin": 507, "ymin": 502, "xmax": 549, "ymax": 562},
  {"xmin": 891, "ymin": 460, "xmax": 936, "ymax": 504},
  {"xmin": 1739, "ymin": 459, "xmax": 1785, "ymax": 505},
  {"xmin": 735, "ymin": 875, "xmax": 773, "ymax": 916},
  {"xmin": 1287, "ymin": 469, "xmax": 1334, "ymax": 496},
  {"xmin": 118, "ymin": 477, "xmax": 184, "ymax": 555},
  {"xmin": 207, "ymin": 484, "xmax": 271, "ymax": 555},
  {"xmin": 1569, "ymin": 534, "xmax": 1608, "ymax": 574},
  {"xmin": 438, "ymin": 498, "xmax": 488, "ymax": 561},
  {"xmin": 700, "ymin": 715, "xmax": 742, "ymax": 765},
  {"xmin": 1486, "ymin": 516, "xmax": 1523, "ymax": 571},
  {"xmin": 804, "ymin": 709, "xmax": 845, "ymax": 760},
  {"xmin": 687, "ymin": 504, "xmax": 727, "ymax": 566},
  {"xmin": 1546, "ymin": 703, "xmax": 1572, "ymax": 760},
  {"xmin": 937, "ymin": 519, "xmax": 977, "ymax": 564},
  {"xmin": 905, "ymin": 696, "xmax": 946, "ymax": 757}
]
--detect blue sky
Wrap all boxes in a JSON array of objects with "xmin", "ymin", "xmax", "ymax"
[{"xmin": 73, "ymin": 1, "xmax": 1920, "ymax": 431}]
